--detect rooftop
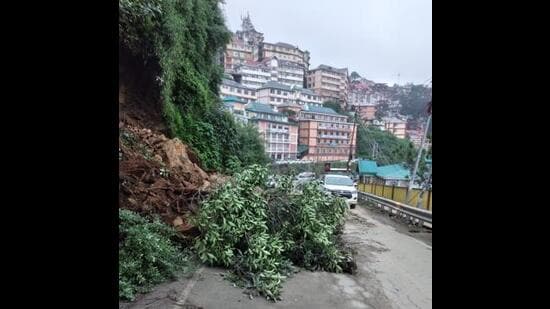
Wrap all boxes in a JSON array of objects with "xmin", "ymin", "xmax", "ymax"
[
  {"xmin": 302, "ymin": 105, "xmax": 341, "ymax": 115},
  {"xmin": 300, "ymin": 88, "xmax": 316, "ymax": 96},
  {"xmin": 222, "ymin": 78, "xmax": 254, "ymax": 89},
  {"xmin": 357, "ymin": 160, "xmax": 378, "ymax": 175},
  {"xmin": 311, "ymin": 64, "xmax": 348, "ymax": 75},
  {"xmin": 276, "ymin": 42, "xmax": 297, "ymax": 49},
  {"xmin": 223, "ymin": 96, "xmax": 247, "ymax": 104},
  {"xmin": 258, "ymin": 81, "xmax": 292, "ymax": 91},
  {"xmin": 375, "ymin": 164, "xmax": 410, "ymax": 180},
  {"xmin": 245, "ymin": 102, "xmax": 282, "ymax": 115},
  {"xmin": 382, "ymin": 117, "xmax": 406, "ymax": 124}
]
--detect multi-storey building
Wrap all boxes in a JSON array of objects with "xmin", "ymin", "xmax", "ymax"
[
  {"xmin": 382, "ymin": 117, "xmax": 407, "ymax": 139},
  {"xmin": 223, "ymin": 13, "xmax": 263, "ymax": 71},
  {"xmin": 256, "ymin": 81, "xmax": 322, "ymax": 107},
  {"xmin": 406, "ymin": 129, "xmax": 423, "ymax": 148},
  {"xmin": 307, "ymin": 65, "xmax": 349, "ymax": 108},
  {"xmin": 260, "ymin": 42, "xmax": 310, "ymax": 72},
  {"xmin": 406, "ymin": 125, "xmax": 431, "ymax": 150},
  {"xmin": 297, "ymin": 105, "xmax": 356, "ymax": 161},
  {"xmin": 232, "ymin": 57, "xmax": 305, "ymax": 89},
  {"xmin": 245, "ymin": 102, "xmax": 298, "ymax": 161},
  {"xmin": 219, "ymin": 78, "xmax": 257, "ymax": 103},
  {"xmin": 275, "ymin": 58, "xmax": 305, "ymax": 87},
  {"xmin": 222, "ymin": 96, "xmax": 248, "ymax": 124},
  {"xmin": 223, "ymin": 36, "xmax": 255, "ymax": 72},
  {"xmin": 232, "ymin": 59, "xmax": 274, "ymax": 89},
  {"xmin": 355, "ymin": 104, "xmax": 377, "ymax": 121}
]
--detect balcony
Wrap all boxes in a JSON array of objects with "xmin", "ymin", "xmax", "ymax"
[
  {"xmin": 266, "ymin": 128, "xmax": 289, "ymax": 133},
  {"xmin": 319, "ymin": 134, "xmax": 349, "ymax": 139},
  {"xmin": 268, "ymin": 139, "xmax": 290, "ymax": 144},
  {"xmin": 318, "ymin": 126, "xmax": 351, "ymax": 132}
]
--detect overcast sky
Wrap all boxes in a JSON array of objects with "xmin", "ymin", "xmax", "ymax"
[{"xmin": 220, "ymin": 0, "xmax": 431, "ymax": 86}]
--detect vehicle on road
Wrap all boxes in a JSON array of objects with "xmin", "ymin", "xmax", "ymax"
[
  {"xmin": 322, "ymin": 174, "xmax": 358, "ymax": 208},
  {"xmin": 295, "ymin": 172, "xmax": 316, "ymax": 184}
]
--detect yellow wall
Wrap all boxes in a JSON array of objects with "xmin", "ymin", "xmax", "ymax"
[{"xmin": 359, "ymin": 182, "xmax": 432, "ymax": 211}]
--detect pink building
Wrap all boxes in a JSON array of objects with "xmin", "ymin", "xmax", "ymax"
[
  {"xmin": 245, "ymin": 102, "xmax": 298, "ymax": 160},
  {"xmin": 356, "ymin": 104, "xmax": 377, "ymax": 121},
  {"xmin": 298, "ymin": 105, "xmax": 357, "ymax": 162}
]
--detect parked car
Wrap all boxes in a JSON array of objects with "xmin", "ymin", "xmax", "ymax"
[
  {"xmin": 321, "ymin": 174, "xmax": 358, "ymax": 208},
  {"xmin": 295, "ymin": 172, "xmax": 316, "ymax": 184}
]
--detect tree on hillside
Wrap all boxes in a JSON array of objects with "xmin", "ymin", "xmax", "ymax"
[
  {"xmin": 397, "ymin": 84, "xmax": 432, "ymax": 120},
  {"xmin": 119, "ymin": 0, "xmax": 267, "ymax": 172},
  {"xmin": 356, "ymin": 125, "xmax": 417, "ymax": 167},
  {"xmin": 322, "ymin": 101, "xmax": 346, "ymax": 115},
  {"xmin": 350, "ymin": 71, "xmax": 361, "ymax": 81}
]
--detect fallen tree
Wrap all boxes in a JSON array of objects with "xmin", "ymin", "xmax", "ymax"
[{"xmin": 192, "ymin": 165, "xmax": 355, "ymax": 301}]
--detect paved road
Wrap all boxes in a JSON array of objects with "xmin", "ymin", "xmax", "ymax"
[{"xmin": 122, "ymin": 205, "xmax": 432, "ymax": 309}]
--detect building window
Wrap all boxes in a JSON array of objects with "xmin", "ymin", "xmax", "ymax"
[
  {"xmin": 237, "ymin": 89, "xmax": 242, "ymax": 94},
  {"xmin": 230, "ymin": 87, "xmax": 234, "ymax": 92},
  {"xmin": 270, "ymin": 89, "xmax": 274, "ymax": 94},
  {"xmin": 277, "ymin": 90, "xmax": 281, "ymax": 95},
  {"xmin": 271, "ymin": 97, "xmax": 275, "ymax": 102},
  {"xmin": 277, "ymin": 98, "xmax": 281, "ymax": 102}
]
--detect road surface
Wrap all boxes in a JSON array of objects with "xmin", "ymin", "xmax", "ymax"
[{"xmin": 121, "ymin": 204, "xmax": 432, "ymax": 309}]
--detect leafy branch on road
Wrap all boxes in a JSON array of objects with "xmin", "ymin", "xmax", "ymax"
[{"xmin": 192, "ymin": 165, "xmax": 352, "ymax": 300}]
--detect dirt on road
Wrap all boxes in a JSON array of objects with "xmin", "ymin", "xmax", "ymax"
[{"xmin": 121, "ymin": 204, "xmax": 432, "ymax": 309}]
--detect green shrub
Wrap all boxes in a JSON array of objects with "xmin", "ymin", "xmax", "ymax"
[
  {"xmin": 119, "ymin": 209, "xmax": 192, "ymax": 300},
  {"xmin": 193, "ymin": 166, "xmax": 349, "ymax": 300},
  {"xmin": 119, "ymin": 0, "xmax": 267, "ymax": 171}
]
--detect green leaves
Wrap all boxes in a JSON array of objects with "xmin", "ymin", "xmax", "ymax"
[
  {"xmin": 119, "ymin": 209, "xmax": 193, "ymax": 300},
  {"xmin": 193, "ymin": 166, "xmax": 349, "ymax": 301},
  {"xmin": 357, "ymin": 124, "xmax": 416, "ymax": 166},
  {"xmin": 121, "ymin": 0, "xmax": 267, "ymax": 172}
]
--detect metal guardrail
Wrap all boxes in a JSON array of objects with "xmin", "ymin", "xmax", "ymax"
[{"xmin": 358, "ymin": 191, "xmax": 432, "ymax": 226}]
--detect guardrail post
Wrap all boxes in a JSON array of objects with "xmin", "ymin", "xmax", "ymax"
[
  {"xmin": 427, "ymin": 190, "xmax": 431, "ymax": 211},
  {"xmin": 391, "ymin": 185, "xmax": 395, "ymax": 200}
]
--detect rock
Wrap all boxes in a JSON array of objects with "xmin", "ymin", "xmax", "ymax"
[
  {"xmin": 199, "ymin": 180, "xmax": 211, "ymax": 191},
  {"xmin": 173, "ymin": 216, "xmax": 184, "ymax": 227}
]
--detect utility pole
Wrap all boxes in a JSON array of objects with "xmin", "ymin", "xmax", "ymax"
[
  {"xmin": 347, "ymin": 113, "xmax": 357, "ymax": 172},
  {"xmin": 405, "ymin": 114, "xmax": 431, "ymax": 205}
]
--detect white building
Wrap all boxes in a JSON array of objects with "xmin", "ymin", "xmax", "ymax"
[
  {"xmin": 276, "ymin": 59, "xmax": 304, "ymax": 88},
  {"xmin": 219, "ymin": 78, "xmax": 257, "ymax": 103},
  {"xmin": 233, "ymin": 61, "xmax": 274, "ymax": 89},
  {"xmin": 256, "ymin": 81, "xmax": 322, "ymax": 107},
  {"xmin": 232, "ymin": 57, "xmax": 304, "ymax": 89}
]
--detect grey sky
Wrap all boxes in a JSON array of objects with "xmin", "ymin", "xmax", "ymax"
[{"xmin": 220, "ymin": 0, "xmax": 432, "ymax": 86}]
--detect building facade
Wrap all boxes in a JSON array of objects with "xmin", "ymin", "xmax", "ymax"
[
  {"xmin": 245, "ymin": 102, "xmax": 298, "ymax": 161},
  {"xmin": 231, "ymin": 57, "xmax": 305, "ymax": 89},
  {"xmin": 355, "ymin": 104, "xmax": 377, "ymax": 121},
  {"xmin": 223, "ymin": 36, "xmax": 255, "ymax": 72},
  {"xmin": 260, "ymin": 42, "xmax": 310, "ymax": 71},
  {"xmin": 256, "ymin": 81, "xmax": 323, "ymax": 107},
  {"xmin": 223, "ymin": 13, "xmax": 263, "ymax": 71},
  {"xmin": 382, "ymin": 117, "xmax": 407, "ymax": 139},
  {"xmin": 298, "ymin": 105, "xmax": 357, "ymax": 162},
  {"xmin": 219, "ymin": 78, "xmax": 257, "ymax": 103},
  {"xmin": 275, "ymin": 58, "xmax": 305, "ymax": 87},
  {"xmin": 232, "ymin": 59, "xmax": 274, "ymax": 89},
  {"xmin": 222, "ymin": 96, "xmax": 248, "ymax": 124},
  {"xmin": 307, "ymin": 65, "xmax": 349, "ymax": 108}
]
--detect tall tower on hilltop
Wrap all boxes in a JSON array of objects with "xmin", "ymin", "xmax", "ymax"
[{"xmin": 236, "ymin": 12, "xmax": 264, "ymax": 60}]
